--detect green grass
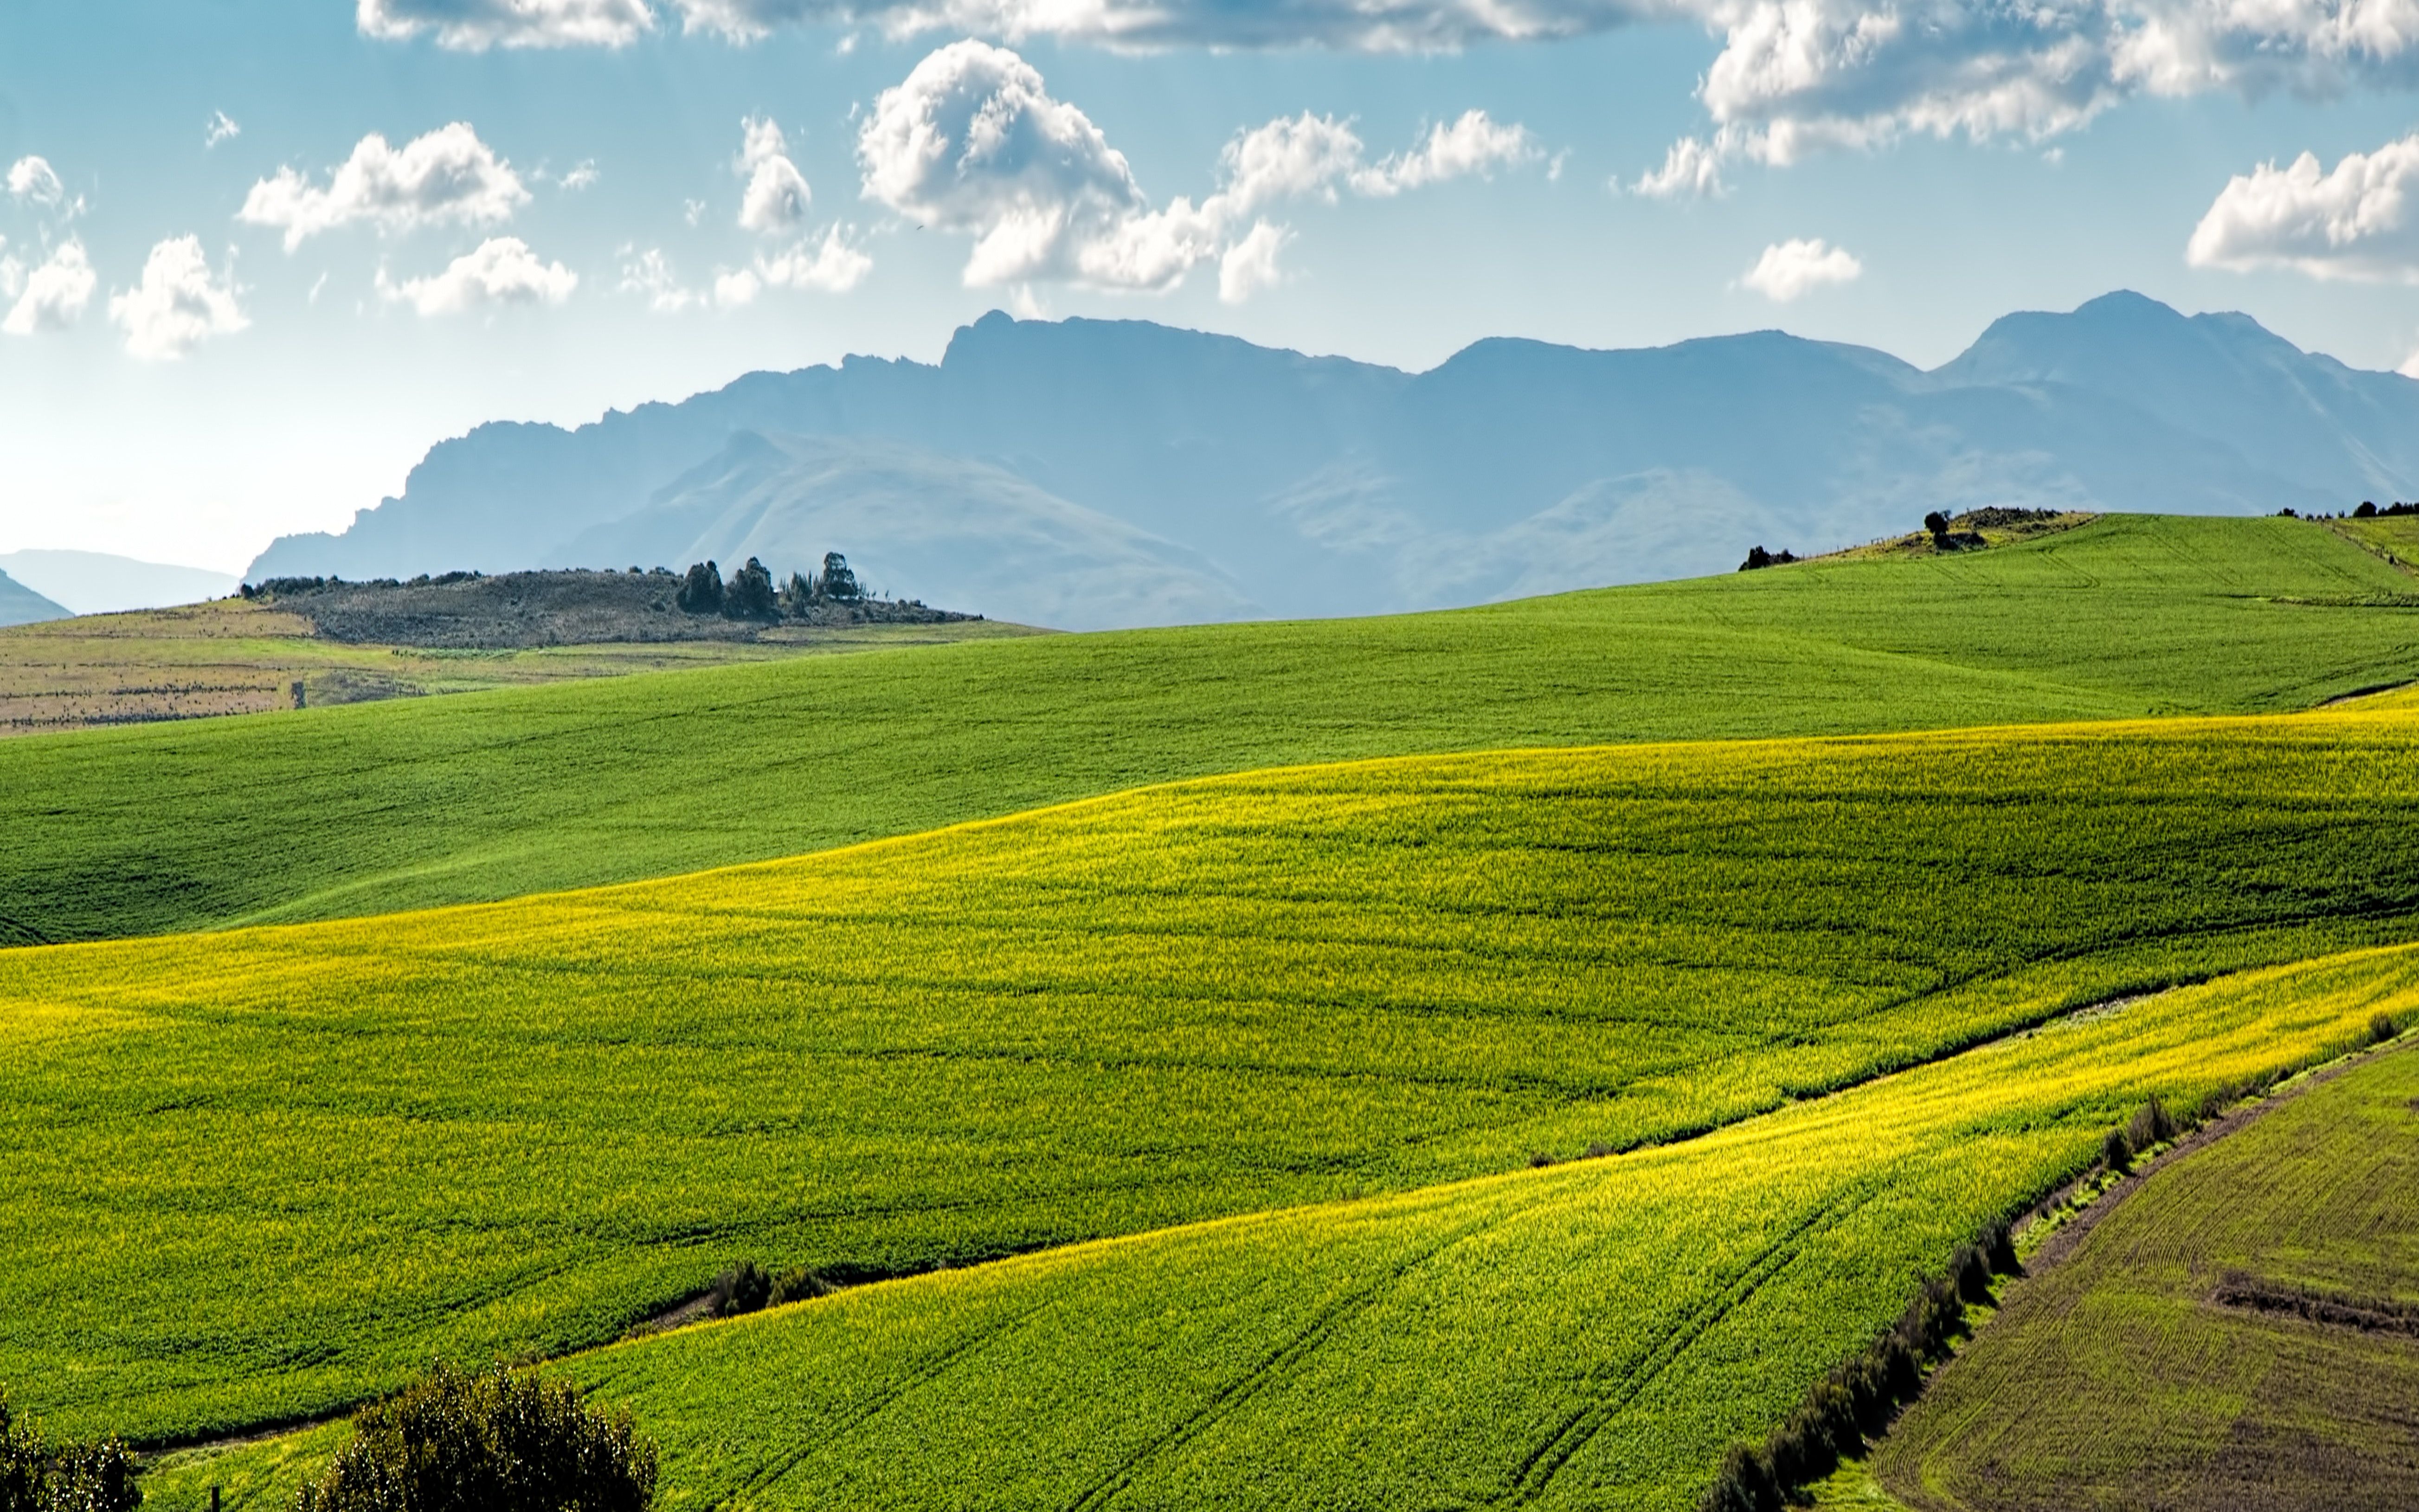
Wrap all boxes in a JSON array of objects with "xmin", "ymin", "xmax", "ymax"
[
  {"xmin": 15, "ymin": 707, "xmax": 2419, "ymax": 1444},
  {"xmin": 137, "ymin": 943, "xmax": 2419, "ymax": 1512},
  {"xmin": 1871, "ymin": 1037, "xmax": 2419, "ymax": 1512},
  {"xmin": 6, "ymin": 513, "xmax": 2419, "ymax": 946}
]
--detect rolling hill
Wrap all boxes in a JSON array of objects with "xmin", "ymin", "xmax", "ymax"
[
  {"xmin": 8, "ymin": 514, "xmax": 2419, "ymax": 948},
  {"xmin": 246, "ymin": 295, "xmax": 2419, "ymax": 625},
  {"xmin": 11, "ymin": 707, "xmax": 2419, "ymax": 1451}
]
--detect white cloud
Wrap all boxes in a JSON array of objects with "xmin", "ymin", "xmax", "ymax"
[
  {"xmin": 385, "ymin": 236, "xmax": 579, "ymax": 315},
  {"xmin": 738, "ymin": 116, "xmax": 813, "ymax": 231},
  {"xmin": 620, "ymin": 246, "xmax": 703, "ymax": 310},
  {"xmin": 560, "ymin": 159, "xmax": 600, "ymax": 190},
  {"xmin": 109, "ymin": 236, "xmax": 248, "ymax": 360},
  {"xmin": 757, "ymin": 225, "xmax": 874, "ymax": 290},
  {"xmin": 1219, "ymin": 219, "xmax": 1291, "ymax": 302},
  {"xmin": 2402, "ymin": 340, "xmax": 2419, "ymax": 379},
  {"xmin": 712, "ymin": 227, "xmax": 876, "ymax": 303},
  {"xmin": 1631, "ymin": 133, "xmax": 1731, "ymax": 198},
  {"xmin": 7, "ymin": 156, "xmax": 64, "ymax": 206},
  {"xmin": 1353, "ymin": 109, "xmax": 1540, "ymax": 193},
  {"xmin": 206, "ymin": 111, "xmax": 242, "ymax": 148},
  {"xmin": 859, "ymin": 43, "xmax": 1537, "ymax": 292},
  {"xmin": 356, "ymin": 0, "xmax": 655, "ymax": 49},
  {"xmin": 238, "ymin": 123, "xmax": 529, "ymax": 250},
  {"xmin": 2187, "ymin": 132, "xmax": 2419, "ymax": 281},
  {"xmin": 3, "ymin": 240, "xmax": 97, "ymax": 335},
  {"xmin": 1739, "ymin": 236, "xmax": 1863, "ymax": 300}
]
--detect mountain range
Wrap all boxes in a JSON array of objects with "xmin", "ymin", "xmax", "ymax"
[
  {"xmin": 250, "ymin": 291, "xmax": 2419, "ymax": 629},
  {"xmin": 0, "ymin": 551, "xmax": 243, "ymax": 618},
  {"xmin": 0, "ymin": 571, "xmax": 68, "ymax": 628}
]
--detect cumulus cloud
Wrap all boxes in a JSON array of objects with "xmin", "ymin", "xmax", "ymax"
[
  {"xmin": 206, "ymin": 111, "xmax": 242, "ymax": 148},
  {"xmin": 351, "ymin": 0, "xmax": 2419, "ymax": 193},
  {"xmin": 621, "ymin": 246, "xmax": 702, "ymax": 310},
  {"xmin": 1739, "ymin": 236, "xmax": 1863, "ymax": 299},
  {"xmin": 559, "ymin": 160, "xmax": 600, "ymax": 190},
  {"xmin": 2187, "ymin": 132, "xmax": 2419, "ymax": 281},
  {"xmin": 858, "ymin": 42, "xmax": 1536, "ymax": 296},
  {"xmin": 384, "ymin": 236, "xmax": 579, "ymax": 315},
  {"xmin": 713, "ymin": 227, "xmax": 876, "ymax": 302},
  {"xmin": 1218, "ymin": 219, "xmax": 1291, "ymax": 302},
  {"xmin": 356, "ymin": 0, "xmax": 655, "ymax": 48},
  {"xmin": 1631, "ymin": 134, "xmax": 1731, "ymax": 198},
  {"xmin": 3, "ymin": 239, "xmax": 97, "ymax": 335},
  {"xmin": 7, "ymin": 156, "xmax": 64, "ymax": 206},
  {"xmin": 109, "ymin": 236, "xmax": 248, "ymax": 360},
  {"xmin": 238, "ymin": 123, "xmax": 529, "ymax": 250},
  {"xmin": 1354, "ymin": 109, "xmax": 1541, "ymax": 192},
  {"xmin": 738, "ymin": 116, "xmax": 813, "ymax": 231}
]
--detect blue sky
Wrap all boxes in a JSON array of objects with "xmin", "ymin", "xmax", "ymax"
[{"xmin": 3, "ymin": 0, "xmax": 2417, "ymax": 571}]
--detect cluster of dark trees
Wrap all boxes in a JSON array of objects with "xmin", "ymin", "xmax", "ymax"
[
  {"xmin": 2280, "ymin": 502, "xmax": 2418, "ymax": 520},
  {"xmin": 674, "ymin": 553, "xmax": 865, "ymax": 619},
  {"xmin": 1737, "ymin": 546, "xmax": 1800, "ymax": 572}
]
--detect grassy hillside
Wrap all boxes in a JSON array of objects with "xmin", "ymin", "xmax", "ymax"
[
  {"xmin": 14, "ymin": 707, "xmax": 2419, "ymax": 1444},
  {"xmin": 142, "ymin": 945, "xmax": 2418, "ymax": 1512},
  {"xmin": 0, "ymin": 596, "xmax": 1027, "ymax": 741},
  {"xmin": 5, "ymin": 513, "xmax": 2419, "ymax": 945},
  {"xmin": 1872, "ymin": 1039, "xmax": 2419, "ymax": 1512}
]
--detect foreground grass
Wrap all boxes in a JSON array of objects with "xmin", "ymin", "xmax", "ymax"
[
  {"xmin": 5, "ymin": 513, "xmax": 2418, "ymax": 945},
  {"xmin": 142, "ymin": 945, "xmax": 2419, "ymax": 1512},
  {"xmin": 15, "ymin": 708, "xmax": 2419, "ymax": 1440},
  {"xmin": 1873, "ymin": 1039, "xmax": 2419, "ymax": 1512}
]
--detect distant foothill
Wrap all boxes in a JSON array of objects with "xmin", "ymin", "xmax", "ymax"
[{"xmin": 240, "ymin": 552, "xmax": 978, "ymax": 650}]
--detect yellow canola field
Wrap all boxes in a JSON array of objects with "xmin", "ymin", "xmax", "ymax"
[{"xmin": 14, "ymin": 709, "xmax": 2419, "ymax": 1447}]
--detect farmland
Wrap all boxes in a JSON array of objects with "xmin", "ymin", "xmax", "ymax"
[
  {"xmin": 138, "ymin": 944, "xmax": 2419, "ymax": 1512},
  {"xmin": 7, "ymin": 512, "xmax": 2419, "ymax": 945},
  {"xmin": 11, "ymin": 707, "xmax": 2419, "ymax": 1448},
  {"xmin": 1872, "ymin": 1039, "xmax": 2419, "ymax": 1512},
  {"xmin": 0, "ymin": 595, "xmax": 1027, "ymax": 740}
]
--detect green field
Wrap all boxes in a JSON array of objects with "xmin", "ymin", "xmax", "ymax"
[
  {"xmin": 1872, "ymin": 1040, "xmax": 2419, "ymax": 1512},
  {"xmin": 12, "ymin": 705, "xmax": 2419, "ymax": 1448},
  {"xmin": 7, "ymin": 514, "xmax": 2419, "ymax": 946},
  {"xmin": 140, "ymin": 946, "xmax": 2417, "ymax": 1512}
]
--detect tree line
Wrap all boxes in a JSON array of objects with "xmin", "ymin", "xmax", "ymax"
[{"xmin": 674, "ymin": 552, "xmax": 867, "ymax": 619}]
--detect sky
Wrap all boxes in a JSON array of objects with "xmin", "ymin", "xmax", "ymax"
[{"xmin": 3, "ymin": 0, "xmax": 2418, "ymax": 572}]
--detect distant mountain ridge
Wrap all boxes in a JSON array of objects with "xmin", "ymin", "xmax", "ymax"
[
  {"xmin": 0, "ymin": 571, "xmax": 68, "ymax": 628},
  {"xmin": 250, "ymin": 292, "xmax": 2419, "ymax": 628}
]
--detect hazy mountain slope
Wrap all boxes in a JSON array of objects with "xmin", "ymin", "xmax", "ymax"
[
  {"xmin": 0, "ymin": 550, "xmax": 239, "ymax": 615},
  {"xmin": 247, "ymin": 295, "xmax": 2416, "ymax": 624},
  {"xmin": 1932, "ymin": 291, "xmax": 2419, "ymax": 498},
  {"xmin": 559, "ymin": 431, "xmax": 1254, "ymax": 630},
  {"xmin": 0, "ymin": 570, "xmax": 69, "ymax": 627}
]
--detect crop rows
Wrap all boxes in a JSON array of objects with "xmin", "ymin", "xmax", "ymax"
[
  {"xmin": 144, "ymin": 942, "xmax": 2419, "ymax": 1511},
  {"xmin": 12, "ymin": 708, "xmax": 2419, "ymax": 1441}
]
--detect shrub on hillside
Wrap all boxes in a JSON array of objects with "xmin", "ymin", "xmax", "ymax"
[
  {"xmin": 294, "ymin": 1362, "xmax": 655, "ymax": 1512},
  {"xmin": 1697, "ymin": 1215, "xmax": 2025, "ymax": 1512},
  {"xmin": 0, "ymin": 1389, "xmax": 139, "ymax": 1512},
  {"xmin": 675, "ymin": 562, "xmax": 723, "ymax": 614},
  {"xmin": 722, "ymin": 558, "xmax": 777, "ymax": 621},
  {"xmin": 708, "ymin": 1261, "xmax": 833, "ymax": 1318},
  {"xmin": 2372, "ymin": 1012, "xmax": 2400, "ymax": 1045},
  {"xmin": 816, "ymin": 552, "xmax": 862, "ymax": 603}
]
